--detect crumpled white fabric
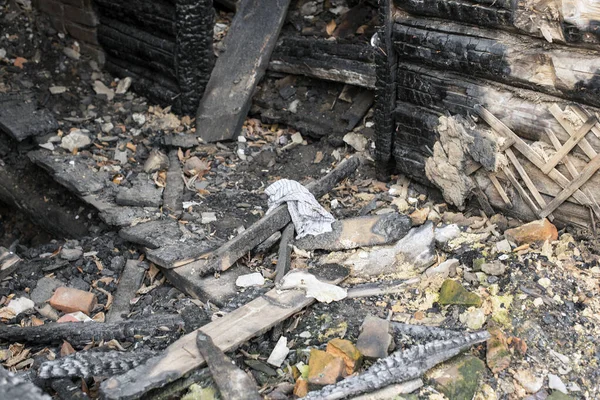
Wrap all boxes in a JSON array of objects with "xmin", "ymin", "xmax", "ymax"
[{"xmin": 265, "ymin": 179, "xmax": 335, "ymax": 239}]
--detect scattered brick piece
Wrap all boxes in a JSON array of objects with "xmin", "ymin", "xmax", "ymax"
[
  {"xmin": 504, "ymin": 218, "xmax": 558, "ymax": 245},
  {"xmin": 326, "ymin": 338, "xmax": 362, "ymax": 375},
  {"xmin": 294, "ymin": 378, "xmax": 309, "ymax": 398},
  {"xmin": 486, "ymin": 327, "xmax": 511, "ymax": 373},
  {"xmin": 356, "ymin": 315, "xmax": 393, "ymax": 360},
  {"xmin": 307, "ymin": 349, "xmax": 345, "ymax": 387},
  {"xmin": 49, "ymin": 287, "xmax": 97, "ymax": 315}
]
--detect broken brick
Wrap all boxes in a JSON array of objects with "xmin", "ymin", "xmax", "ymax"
[
  {"xmin": 307, "ymin": 349, "xmax": 345, "ymax": 387},
  {"xmin": 49, "ymin": 287, "xmax": 97, "ymax": 315},
  {"xmin": 326, "ymin": 338, "xmax": 362, "ymax": 375},
  {"xmin": 504, "ymin": 218, "xmax": 558, "ymax": 245}
]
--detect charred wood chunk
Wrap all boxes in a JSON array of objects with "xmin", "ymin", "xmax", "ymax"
[
  {"xmin": 94, "ymin": 0, "xmax": 177, "ymax": 38},
  {"xmin": 0, "ymin": 94, "xmax": 58, "ymax": 141},
  {"xmin": 0, "ymin": 366, "xmax": 51, "ymax": 400}
]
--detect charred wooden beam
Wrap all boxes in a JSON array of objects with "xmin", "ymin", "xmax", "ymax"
[
  {"xmin": 392, "ymin": 17, "xmax": 600, "ymax": 108},
  {"xmin": 94, "ymin": 0, "xmax": 177, "ymax": 37}
]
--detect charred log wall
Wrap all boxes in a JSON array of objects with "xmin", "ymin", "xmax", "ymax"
[
  {"xmin": 94, "ymin": 0, "xmax": 215, "ymax": 115},
  {"xmin": 376, "ymin": 1, "xmax": 600, "ymax": 183}
]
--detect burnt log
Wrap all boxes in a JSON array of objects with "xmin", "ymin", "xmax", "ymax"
[
  {"xmin": 393, "ymin": 17, "xmax": 600, "ymax": 108},
  {"xmin": 94, "ymin": 0, "xmax": 177, "ymax": 38}
]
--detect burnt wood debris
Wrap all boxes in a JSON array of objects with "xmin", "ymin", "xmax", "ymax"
[{"xmin": 1, "ymin": 0, "xmax": 600, "ymax": 398}]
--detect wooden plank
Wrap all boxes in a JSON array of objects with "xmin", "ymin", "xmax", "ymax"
[
  {"xmin": 569, "ymin": 105, "xmax": 600, "ymax": 139},
  {"xmin": 505, "ymin": 148, "xmax": 549, "ymax": 212},
  {"xmin": 549, "ymin": 105, "xmax": 599, "ymax": 159},
  {"xmin": 545, "ymin": 128, "xmax": 579, "ymax": 179},
  {"xmin": 195, "ymin": 0, "xmax": 291, "ymax": 142},
  {"xmin": 100, "ymin": 265, "xmax": 349, "ymax": 400},
  {"xmin": 541, "ymin": 116, "xmax": 597, "ymax": 174},
  {"xmin": 539, "ymin": 153, "xmax": 600, "ymax": 218},
  {"xmin": 488, "ymin": 173, "xmax": 512, "ymax": 207},
  {"xmin": 475, "ymin": 105, "xmax": 600, "ymax": 219},
  {"xmin": 162, "ymin": 150, "xmax": 184, "ymax": 217},
  {"xmin": 275, "ymin": 223, "xmax": 294, "ymax": 283}
]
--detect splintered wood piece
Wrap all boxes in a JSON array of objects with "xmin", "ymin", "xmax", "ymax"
[
  {"xmin": 475, "ymin": 105, "xmax": 600, "ymax": 219},
  {"xmin": 541, "ymin": 116, "xmax": 597, "ymax": 174},
  {"xmin": 545, "ymin": 128, "xmax": 579, "ymax": 179},
  {"xmin": 502, "ymin": 168, "xmax": 542, "ymax": 217},
  {"xmin": 275, "ymin": 223, "xmax": 294, "ymax": 283},
  {"xmin": 471, "ymin": 178, "xmax": 495, "ymax": 217},
  {"xmin": 0, "ymin": 247, "xmax": 21, "ymax": 280},
  {"xmin": 569, "ymin": 105, "xmax": 600, "ymax": 139},
  {"xmin": 540, "ymin": 153, "xmax": 600, "ymax": 218},
  {"xmin": 196, "ymin": 0, "xmax": 292, "ymax": 142},
  {"xmin": 106, "ymin": 260, "xmax": 146, "ymax": 323},
  {"xmin": 488, "ymin": 173, "xmax": 512, "ymax": 207},
  {"xmin": 549, "ymin": 105, "xmax": 598, "ymax": 159},
  {"xmin": 100, "ymin": 265, "xmax": 349, "ymax": 400},
  {"xmin": 505, "ymin": 148, "xmax": 549, "ymax": 212}
]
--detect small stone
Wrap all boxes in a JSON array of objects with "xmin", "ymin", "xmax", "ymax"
[
  {"xmin": 548, "ymin": 373, "xmax": 568, "ymax": 394},
  {"xmin": 39, "ymin": 142, "xmax": 55, "ymax": 151},
  {"xmin": 300, "ymin": 1, "xmax": 318, "ymax": 16},
  {"xmin": 202, "ymin": 212, "xmax": 217, "ymax": 224},
  {"xmin": 102, "ymin": 122, "xmax": 114, "ymax": 133},
  {"xmin": 49, "ymin": 86, "xmax": 67, "ymax": 94},
  {"xmin": 60, "ymin": 247, "xmax": 83, "ymax": 261},
  {"xmin": 294, "ymin": 378, "xmax": 309, "ymax": 397},
  {"xmin": 481, "ymin": 261, "xmax": 507, "ymax": 276},
  {"xmin": 36, "ymin": 303, "xmax": 59, "ymax": 321},
  {"xmin": 356, "ymin": 315, "xmax": 393, "ymax": 360},
  {"xmin": 459, "ymin": 307, "xmax": 486, "ymax": 330},
  {"xmin": 63, "ymin": 47, "xmax": 80, "ymax": 60},
  {"xmin": 143, "ymin": 150, "xmax": 169, "ymax": 173},
  {"xmin": 429, "ymin": 355, "xmax": 485, "ymax": 400},
  {"xmin": 49, "ymin": 287, "xmax": 98, "ymax": 315},
  {"xmin": 486, "ymin": 327, "xmax": 511, "ymax": 373},
  {"xmin": 93, "ymin": 80, "xmax": 115, "ymax": 100},
  {"xmin": 438, "ymin": 280, "xmax": 482, "ymax": 307},
  {"xmin": 538, "ymin": 277, "xmax": 551, "ymax": 288},
  {"xmin": 235, "ymin": 272, "xmax": 265, "ymax": 288},
  {"xmin": 496, "ymin": 239, "xmax": 512, "ymax": 253},
  {"xmin": 132, "ymin": 113, "xmax": 146, "ymax": 126},
  {"xmin": 267, "ymin": 336, "xmax": 289, "ymax": 367},
  {"xmin": 307, "ymin": 349, "xmax": 345, "ymax": 387},
  {"xmin": 60, "ymin": 130, "xmax": 91, "ymax": 151},
  {"xmin": 391, "ymin": 197, "xmax": 409, "ymax": 212},
  {"xmin": 299, "ymin": 331, "xmax": 311, "ymax": 338},
  {"xmin": 513, "ymin": 369, "xmax": 543, "ymax": 393},
  {"xmin": 184, "ymin": 157, "xmax": 210, "ymax": 176},
  {"xmin": 114, "ymin": 149, "xmax": 128, "ymax": 164},
  {"xmin": 409, "ymin": 207, "xmax": 430, "ymax": 225},
  {"xmin": 30, "ymin": 277, "xmax": 62, "ymax": 304},
  {"xmin": 425, "ymin": 258, "xmax": 459, "ymax": 279},
  {"xmin": 434, "ymin": 224, "xmax": 461, "ymax": 246},
  {"xmin": 326, "ymin": 338, "xmax": 362, "ymax": 375},
  {"xmin": 115, "ymin": 77, "xmax": 132, "ymax": 94},
  {"xmin": 533, "ymin": 298, "xmax": 544, "ymax": 307},
  {"xmin": 504, "ymin": 219, "xmax": 558, "ymax": 245},
  {"xmin": 343, "ymin": 132, "xmax": 368, "ymax": 152}
]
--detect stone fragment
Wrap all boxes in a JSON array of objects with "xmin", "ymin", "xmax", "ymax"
[
  {"xmin": 93, "ymin": 80, "xmax": 115, "ymax": 100},
  {"xmin": 0, "ymin": 297, "xmax": 34, "ymax": 319},
  {"xmin": 116, "ymin": 77, "xmax": 132, "ymax": 94},
  {"xmin": 481, "ymin": 262, "xmax": 507, "ymax": 276},
  {"xmin": 294, "ymin": 378, "xmax": 309, "ymax": 397},
  {"xmin": 183, "ymin": 156, "xmax": 210, "ymax": 176},
  {"xmin": 548, "ymin": 373, "xmax": 568, "ymax": 394},
  {"xmin": 496, "ymin": 239, "xmax": 512, "ymax": 253},
  {"xmin": 504, "ymin": 219, "xmax": 558, "ymax": 245},
  {"xmin": 486, "ymin": 327, "xmax": 511, "ymax": 373},
  {"xmin": 267, "ymin": 336, "xmax": 289, "ymax": 367},
  {"xmin": 49, "ymin": 287, "xmax": 97, "ymax": 315},
  {"xmin": 425, "ymin": 258, "xmax": 459, "ymax": 278},
  {"xmin": 143, "ymin": 150, "xmax": 169, "ymax": 173},
  {"xmin": 343, "ymin": 132, "xmax": 368, "ymax": 152},
  {"xmin": 30, "ymin": 277, "xmax": 62, "ymax": 304},
  {"xmin": 459, "ymin": 307, "xmax": 486, "ymax": 330},
  {"xmin": 307, "ymin": 349, "xmax": 345, "ymax": 387},
  {"xmin": 326, "ymin": 338, "xmax": 362, "ymax": 375},
  {"xmin": 513, "ymin": 369, "xmax": 543, "ymax": 393},
  {"xmin": 60, "ymin": 247, "xmax": 83, "ymax": 261},
  {"xmin": 409, "ymin": 207, "xmax": 430, "ymax": 225},
  {"xmin": 114, "ymin": 148, "xmax": 128, "ymax": 164},
  {"xmin": 278, "ymin": 270, "xmax": 346, "ymax": 303},
  {"xmin": 201, "ymin": 212, "xmax": 217, "ymax": 224},
  {"xmin": 434, "ymin": 224, "xmax": 461, "ymax": 246},
  {"xmin": 429, "ymin": 355, "xmax": 485, "ymax": 400},
  {"xmin": 49, "ymin": 86, "xmax": 67, "ymax": 94},
  {"xmin": 37, "ymin": 303, "xmax": 59, "ymax": 321},
  {"xmin": 355, "ymin": 315, "xmax": 393, "ymax": 360},
  {"xmin": 538, "ymin": 277, "xmax": 551, "ymax": 288},
  {"xmin": 60, "ymin": 130, "xmax": 91, "ymax": 151},
  {"xmin": 236, "ymin": 272, "xmax": 265, "ymax": 288},
  {"xmin": 63, "ymin": 47, "xmax": 80, "ymax": 60},
  {"xmin": 438, "ymin": 280, "xmax": 482, "ymax": 307},
  {"xmin": 57, "ymin": 311, "xmax": 94, "ymax": 323}
]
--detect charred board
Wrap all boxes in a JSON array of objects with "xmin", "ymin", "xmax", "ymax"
[
  {"xmin": 0, "ymin": 94, "xmax": 58, "ymax": 142},
  {"xmin": 95, "ymin": 0, "xmax": 214, "ymax": 115}
]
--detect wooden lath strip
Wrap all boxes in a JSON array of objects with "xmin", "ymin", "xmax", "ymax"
[
  {"xmin": 475, "ymin": 105, "xmax": 600, "ymax": 219},
  {"xmin": 505, "ymin": 148, "xmax": 549, "ymax": 214},
  {"xmin": 569, "ymin": 105, "xmax": 600, "ymax": 139},
  {"xmin": 540, "ymin": 116, "xmax": 596, "ymax": 174},
  {"xmin": 502, "ymin": 168, "xmax": 541, "ymax": 216},
  {"xmin": 540, "ymin": 153, "xmax": 600, "ymax": 218},
  {"xmin": 488, "ymin": 173, "xmax": 512, "ymax": 207},
  {"xmin": 545, "ymin": 128, "xmax": 579, "ymax": 179},
  {"xmin": 549, "ymin": 105, "xmax": 598, "ymax": 160}
]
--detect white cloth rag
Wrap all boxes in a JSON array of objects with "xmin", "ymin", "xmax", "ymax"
[{"xmin": 265, "ymin": 179, "xmax": 335, "ymax": 239}]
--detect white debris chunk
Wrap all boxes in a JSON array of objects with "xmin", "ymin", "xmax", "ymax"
[
  {"xmin": 278, "ymin": 270, "xmax": 347, "ymax": 303},
  {"xmin": 236, "ymin": 272, "xmax": 265, "ymax": 288},
  {"xmin": 267, "ymin": 336, "xmax": 289, "ymax": 367}
]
